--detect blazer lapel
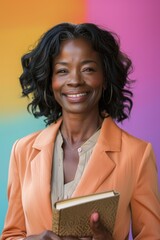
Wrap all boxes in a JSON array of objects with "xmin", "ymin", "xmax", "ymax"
[
  {"xmin": 72, "ymin": 117, "xmax": 122, "ymax": 197},
  {"xmin": 28, "ymin": 118, "xmax": 62, "ymax": 226}
]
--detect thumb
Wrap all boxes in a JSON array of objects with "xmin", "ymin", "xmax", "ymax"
[{"xmin": 90, "ymin": 212, "xmax": 113, "ymax": 240}]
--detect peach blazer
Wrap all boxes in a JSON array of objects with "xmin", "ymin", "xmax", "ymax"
[{"xmin": 1, "ymin": 117, "xmax": 160, "ymax": 240}]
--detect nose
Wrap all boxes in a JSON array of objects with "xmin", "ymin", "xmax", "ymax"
[{"xmin": 67, "ymin": 71, "xmax": 84, "ymax": 86}]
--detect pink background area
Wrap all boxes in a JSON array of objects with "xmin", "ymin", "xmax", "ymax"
[{"xmin": 86, "ymin": 0, "xmax": 160, "ymax": 184}]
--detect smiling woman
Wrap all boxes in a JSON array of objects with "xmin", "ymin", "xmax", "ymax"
[
  {"xmin": 1, "ymin": 23, "xmax": 160, "ymax": 240},
  {"xmin": 19, "ymin": 23, "xmax": 133, "ymax": 126}
]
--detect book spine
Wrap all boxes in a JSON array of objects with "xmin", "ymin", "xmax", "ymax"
[{"xmin": 52, "ymin": 208, "xmax": 60, "ymax": 235}]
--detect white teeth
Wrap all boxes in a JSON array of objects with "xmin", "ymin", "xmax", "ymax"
[{"xmin": 67, "ymin": 93, "xmax": 87, "ymax": 98}]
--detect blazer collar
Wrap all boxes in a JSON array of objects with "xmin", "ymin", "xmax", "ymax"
[
  {"xmin": 32, "ymin": 116, "xmax": 121, "ymax": 152},
  {"xmin": 97, "ymin": 116, "xmax": 122, "ymax": 152},
  {"xmin": 32, "ymin": 118, "xmax": 62, "ymax": 150}
]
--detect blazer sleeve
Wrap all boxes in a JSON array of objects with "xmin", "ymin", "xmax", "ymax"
[
  {"xmin": 131, "ymin": 143, "xmax": 160, "ymax": 239},
  {"xmin": 1, "ymin": 140, "xmax": 26, "ymax": 240}
]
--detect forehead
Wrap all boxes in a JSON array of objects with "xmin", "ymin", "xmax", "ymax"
[{"xmin": 55, "ymin": 38, "xmax": 99, "ymax": 60}]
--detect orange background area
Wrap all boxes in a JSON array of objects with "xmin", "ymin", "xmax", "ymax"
[
  {"xmin": 0, "ymin": 0, "xmax": 86, "ymax": 233},
  {"xmin": 0, "ymin": 0, "xmax": 86, "ymax": 116}
]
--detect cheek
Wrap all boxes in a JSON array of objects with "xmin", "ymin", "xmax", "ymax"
[
  {"xmin": 90, "ymin": 76, "xmax": 104, "ymax": 89},
  {"xmin": 51, "ymin": 78, "xmax": 60, "ymax": 91}
]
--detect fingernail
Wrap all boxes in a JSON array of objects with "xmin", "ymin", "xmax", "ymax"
[{"xmin": 92, "ymin": 212, "xmax": 99, "ymax": 222}]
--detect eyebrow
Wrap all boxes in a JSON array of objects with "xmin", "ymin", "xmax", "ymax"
[
  {"xmin": 81, "ymin": 60, "xmax": 98, "ymax": 65},
  {"xmin": 54, "ymin": 60, "xmax": 98, "ymax": 66},
  {"xmin": 55, "ymin": 62, "xmax": 68, "ymax": 66}
]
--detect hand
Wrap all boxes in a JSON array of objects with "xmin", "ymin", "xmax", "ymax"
[
  {"xmin": 90, "ymin": 212, "xmax": 113, "ymax": 240},
  {"xmin": 24, "ymin": 230, "xmax": 61, "ymax": 240}
]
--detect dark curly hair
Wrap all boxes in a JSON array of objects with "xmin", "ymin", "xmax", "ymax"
[{"xmin": 19, "ymin": 22, "xmax": 134, "ymax": 125}]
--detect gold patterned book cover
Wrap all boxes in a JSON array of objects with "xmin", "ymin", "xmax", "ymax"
[{"xmin": 52, "ymin": 190, "xmax": 119, "ymax": 237}]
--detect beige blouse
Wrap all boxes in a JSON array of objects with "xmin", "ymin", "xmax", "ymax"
[{"xmin": 51, "ymin": 129, "xmax": 100, "ymax": 206}]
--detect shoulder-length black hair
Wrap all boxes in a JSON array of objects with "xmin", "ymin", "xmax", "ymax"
[{"xmin": 20, "ymin": 22, "xmax": 134, "ymax": 125}]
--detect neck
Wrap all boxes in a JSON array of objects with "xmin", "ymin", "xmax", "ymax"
[{"xmin": 61, "ymin": 112, "xmax": 103, "ymax": 145}]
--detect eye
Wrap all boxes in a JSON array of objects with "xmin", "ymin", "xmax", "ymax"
[
  {"xmin": 82, "ymin": 67, "xmax": 96, "ymax": 73},
  {"xmin": 56, "ymin": 69, "xmax": 68, "ymax": 74}
]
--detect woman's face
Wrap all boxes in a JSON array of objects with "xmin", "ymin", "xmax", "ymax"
[{"xmin": 51, "ymin": 38, "xmax": 104, "ymax": 116}]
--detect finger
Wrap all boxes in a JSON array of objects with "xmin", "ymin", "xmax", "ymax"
[
  {"xmin": 90, "ymin": 212, "xmax": 112, "ymax": 240},
  {"xmin": 90, "ymin": 212, "xmax": 104, "ymax": 234},
  {"xmin": 42, "ymin": 230, "xmax": 61, "ymax": 239}
]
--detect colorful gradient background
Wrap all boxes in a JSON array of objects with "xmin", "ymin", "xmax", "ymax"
[{"xmin": 0, "ymin": 0, "xmax": 160, "ymax": 236}]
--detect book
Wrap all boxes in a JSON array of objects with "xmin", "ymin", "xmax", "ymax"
[{"xmin": 52, "ymin": 190, "xmax": 119, "ymax": 237}]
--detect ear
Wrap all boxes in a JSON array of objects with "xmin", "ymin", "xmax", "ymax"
[{"xmin": 103, "ymin": 78, "xmax": 107, "ymax": 90}]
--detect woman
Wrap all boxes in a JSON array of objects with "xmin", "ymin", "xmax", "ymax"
[{"xmin": 1, "ymin": 23, "xmax": 160, "ymax": 240}]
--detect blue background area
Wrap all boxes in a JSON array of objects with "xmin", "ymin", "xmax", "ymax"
[{"xmin": 0, "ymin": 113, "xmax": 44, "ymax": 233}]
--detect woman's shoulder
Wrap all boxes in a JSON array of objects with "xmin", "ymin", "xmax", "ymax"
[
  {"xmin": 13, "ymin": 129, "xmax": 44, "ymax": 151},
  {"xmin": 121, "ymin": 127, "xmax": 153, "ymax": 156},
  {"xmin": 13, "ymin": 118, "xmax": 62, "ymax": 151},
  {"xmin": 104, "ymin": 117, "xmax": 151, "ymax": 150},
  {"xmin": 122, "ymin": 128, "xmax": 148, "ymax": 144}
]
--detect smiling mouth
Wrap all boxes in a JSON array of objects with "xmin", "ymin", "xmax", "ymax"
[
  {"xmin": 63, "ymin": 92, "xmax": 89, "ymax": 103},
  {"xmin": 66, "ymin": 93, "xmax": 87, "ymax": 98}
]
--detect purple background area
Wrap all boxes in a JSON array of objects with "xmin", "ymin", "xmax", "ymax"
[{"xmin": 86, "ymin": 0, "xmax": 160, "ymax": 184}]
